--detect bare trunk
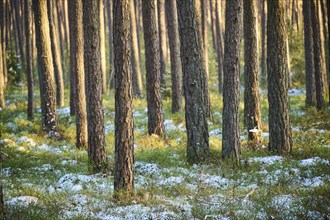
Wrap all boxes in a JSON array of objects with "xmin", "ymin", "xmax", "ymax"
[
  {"xmin": 100, "ymin": 0, "xmax": 107, "ymax": 93},
  {"xmin": 158, "ymin": 0, "xmax": 167, "ymax": 86}
]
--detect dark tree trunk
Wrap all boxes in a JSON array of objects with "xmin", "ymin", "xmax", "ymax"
[
  {"xmin": 177, "ymin": 0, "xmax": 209, "ymax": 164},
  {"xmin": 13, "ymin": 0, "xmax": 25, "ymax": 69},
  {"xmin": 68, "ymin": 0, "xmax": 88, "ymax": 149},
  {"xmin": 25, "ymin": 0, "xmax": 34, "ymax": 119},
  {"xmin": 267, "ymin": 0, "xmax": 292, "ymax": 153},
  {"xmin": 113, "ymin": 0, "xmax": 134, "ymax": 199},
  {"xmin": 130, "ymin": 0, "xmax": 143, "ymax": 97},
  {"xmin": 158, "ymin": 0, "xmax": 167, "ymax": 86},
  {"xmin": 200, "ymin": 0, "xmax": 209, "ymax": 77},
  {"xmin": 328, "ymin": 0, "xmax": 330, "ymax": 104},
  {"xmin": 106, "ymin": 0, "xmax": 115, "ymax": 90},
  {"xmin": 47, "ymin": 0, "xmax": 64, "ymax": 107},
  {"xmin": 311, "ymin": 0, "xmax": 326, "ymax": 110},
  {"xmin": 142, "ymin": 0, "xmax": 165, "ymax": 136},
  {"xmin": 165, "ymin": 0, "xmax": 182, "ymax": 113},
  {"xmin": 303, "ymin": 0, "xmax": 316, "ymax": 106},
  {"xmin": 215, "ymin": 0, "xmax": 224, "ymax": 94},
  {"xmin": 243, "ymin": 0, "xmax": 262, "ymax": 143},
  {"xmin": 222, "ymin": 0, "xmax": 242, "ymax": 160},
  {"xmin": 83, "ymin": 0, "xmax": 107, "ymax": 172},
  {"xmin": 209, "ymin": 0, "xmax": 217, "ymax": 50},
  {"xmin": 0, "ymin": 21, "xmax": 4, "ymax": 108},
  {"xmin": 0, "ymin": 0, "xmax": 7, "ymax": 86},
  {"xmin": 261, "ymin": 0, "xmax": 267, "ymax": 85},
  {"xmin": 33, "ymin": 0, "xmax": 60, "ymax": 137}
]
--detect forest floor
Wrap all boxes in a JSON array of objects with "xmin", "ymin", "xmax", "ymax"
[{"xmin": 0, "ymin": 87, "xmax": 329, "ymax": 219}]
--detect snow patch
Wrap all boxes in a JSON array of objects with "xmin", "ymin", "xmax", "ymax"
[
  {"xmin": 209, "ymin": 128, "xmax": 221, "ymax": 137},
  {"xmin": 57, "ymin": 107, "xmax": 71, "ymax": 116},
  {"xmin": 104, "ymin": 123, "xmax": 114, "ymax": 134},
  {"xmin": 16, "ymin": 136, "xmax": 36, "ymax": 146},
  {"xmin": 6, "ymin": 196, "xmax": 39, "ymax": 207},
  {"xmin": 248, "ymin": 156, "xmax": 283, "ymax": 165},
  {"xmin": 135, "ymin": 162, "xmax": 162, "ymax": 176},
  {"xmin": 299, "ymin": 157, "xmax": 330, "ymax": 166},
  {"xmin": 289, "ymin": 88, "xmax": 305, "ymax": 97}
]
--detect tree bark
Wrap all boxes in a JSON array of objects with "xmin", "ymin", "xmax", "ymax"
[
  {"xmin": 215, "ymin": 0, "xmax": 224, "ymax": 94},
  {"xmin": 0, "ymin": 20, "xmax": 4, "ymax": 108},
  {"xmin": 267, "ymin": 0, "xmax": 292, "ymax": 153},
  {"xmin": 100, "ymin": 0, "xmax": 107, "ymax": 93},
  {"xmin": 130, "ymin": 0, "xmax": 143, "ymax": 97},
  {"xmin": 83, "ymin": 0, "xmax": 107, "ymax": 172},
  {"xmin": 68, "ymin": 0, "xmax": 88, "ymax": 149},
  {"xmin": 107, "ymin": 0, "xmax": 115, "ymax": 90},
  {"xmin": 142, "ymin": 0, "xmax": 165, "ymax": 136},
  {"xmin": 47, "ymin": 0, "xmax": 64, "ymax": 107},
  {"xmin": 243, "ymin": 0, "xmax": 262, "ymax": 143},
  {"xmin": 113, "ymin": 0, "xmax": 135, "ymax": 199},
  {"xmin": 311, "ymin": 0, "xmax": 326, "ymax": 110},
  {"xmin": 222, "ymin": 0, "xmax": 242, "ymax": 160},
  {"xmin": 303, "ymin": 0, "xmax": 316, "ymax": 106},
  {"xmin": 158, "ymin": 0, "xmax": 167, "ymax": 86},
  {"xmin": 33, "ymin": 0, "xmax": 59, "ymax": 137},
  {"xmin": 165, "ymin": 0, "xmax": 182, "ymax": 113},
  {"xmin": 200, "ymin": 0, "xmax": 209, "ymax": 77},
  {"xmin": 177, "ymin": 0, "xmax": 209, "ymax": 164},
  {"xmin": 0, "ymin": 0, "xmax": 7, "ymax": 86},
  {"xmin": 25, "ymin": 0, "xmax": 34, "ymax": 119},
  {"xmin": 261, "ymin": 0, "xmax": 267, "ymax": 85}
]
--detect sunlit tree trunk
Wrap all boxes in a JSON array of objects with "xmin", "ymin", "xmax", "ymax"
[
  {"xmin": 142, "ymin": 0, "xmax": 165, "ymax": 136},
  {"xmin": 83, "ymin": 0, "xmax": 107, "ymax": 172},
  {"xmin": 113, "ymin": 0, "xmax": 134, "ymax": 199},
  {"xmin": 215, "ymin": 0, "xmax": 224, "ymax": 94},
  {"xmin": 267, "ymin": 0, "xmax": 292, "ymax": 153},
  {"xmin": 100, "ymin": 0, "xmax": 107, "ymax": 93},
  {"xmin": 33, "ymin": 0, "xmax": 60, "ymax": 137}
]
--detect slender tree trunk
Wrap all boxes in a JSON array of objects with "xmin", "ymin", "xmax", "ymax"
[
  {"xmin": 100, "ymin": 0, "xmax": 107, "ymax": 93},
  {"xmin": 215, "ymin": 0, "xmax": 224, "ymax": 94},
  {"xmin": 55, "ymin": 0, "xmax": 65, "ymax": 76},
  {"xmin": 267, "ymin": 0, "xmax": 292, "ymax": 153},
  {"xmin": 25, "ymin": 0, "xmax": 34, "ymax": 119},
  {"xmin": 142, "ymin": 0, "xmax": 165, "ymax": 136},
  {"xmin": 0, "ymin": 22, "xmax": 4, "ymax": 108},
  {"xmin": 33, "ymin": 0, "xmax": 60, "ymax": 137},
  {"xmin": 158, "ymin": 0, "xmax": 167, "ymax": 86},
  {"xmin": 320, "ymin": 0, "xmax": 329, "ymax": 85},
  {"xmin": 130, "ymin": 0, "xmax": 143, "ymax": 97},
  {"xmin": 13, "ymin": 0, "xmax": 24, "ymax": 69},
  {"xmin": 83, "ymin": 0, "xmax": 107, "ymax": 172},
  {"xmin": 222, "ymin": 0, "xmax": 242, "ymax": 160},
  {"xmin": 47, "ymin": 0, "xmax": 64, "ymax": 107},
  {"xmin": 311, "ymin": 0, "xmax": 326, "ymax": 110},
  {"xmin": 328, "ymin": 0, "xmax": 330, "ymax": 104},
  {"xmin": 107, "ymin": 0, "xmax": 115, "ymax": 90},
  {"xmin": 177, "ymin": 0, "xmax": 210, "ymax": 164},
  {"xmin": 244, "ymin": 0, "xmax": 262, "ymax": 143},
  {"xmin": 209, "ymin": 0, "xmax": 217, "ymax": 51},
  {"xmin": 62, "ymin": 0, "xmax": 70, "ymax": 58},
  {"xmin": 165, "ymin": 0, "xmax": 182, "ymax": 113},
  {"xmin": 113, "ymin": 0, "xmax": 134, "ymax": 199},
  {"xmin": 303, "ymin": 0, "xmax": 316, "ymax": 106},
  {"xmin": 68, "ymin": 0, "xmax": 88, "ymax": 149},
  {"xmin": 201, "ymin": 0, "xmax": 209, "ymax": 77},
  {"xmin": 261, "ymin": 0, "xmax": 267, "ymax": 85},
  {"xmin": 1, "ymin": 0, "xmax": 7, "ymax": 86}
]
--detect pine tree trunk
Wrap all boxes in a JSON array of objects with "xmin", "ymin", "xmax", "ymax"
[
  {"xmin": 303, "ymin": 0, "xmax": 316, "ymax": 106},
  {"xmin": 33, "ymin": 0, "xmax": 59, "ymax": 137},
  {"xmin": 158, "ymin": 0, "xmax": 167, "ymax": 86},
  {"xmin": 261, "ymin": 0, "xmax": 267, "ymax": 85},
  {"xmin": 177, "ymin": 0, "xmax": 209, "ymax": 164},
  {"xmin": 311, "ymin": 0, "xmax": 326, "ymax": 110},
  {"xmin": 243, "ymin": 0, "xmax": 262, "ymax": 143},
  {"xmin": 215, "ymin": 0, "xmax": 224, "ymax": 94},
  {"xmin": 165, "ymin": 0, "xmax": 182, "ymax": 113},
  {"xmin": 267, "ymin": 0, "xmax": 292, "ymax": 153},
  {"xmin": 0, "ymin": 0, "xmax": 7, "ymax": 86},
  {"xmin": 222, "ymin": 0, "xmax": 242, "ymax": 160},
  {"xmin": 113, "ymin": 0, "xmax": 135, "ymax": 199},
  {"xmin": 142, "ymin": 0, "xmax": 165, "ymax": 136},
  {"xmin": 68, "ymin": 0, "xmax": 88, "ymax": 149},
  {"xmin": 0, "ymin": 23, "xmax": 4, "ymax": 108},
  {"xmin": 130, "ymin": 0, "xmax": 143, "ymax": 97},
  {"xmin": 328, "ymin": 0, "xmax": 330, "ymax": 104},
  {"xmin": 200, "ymin": 0, "xmax": 209, "ymax": 77},
  {"xmin": 107, "ymin": 0, "xmax": 115, "ymax": 90},
  {"xmin": 83, "ymin": 0, "xmax": 107, "ymax": 172},
  {"xmin": 25, "ymin": 0, "xmax": 34, "ymax": 119},
  {"xmin": 100, "ymin": 0, "xmax": 107, "ymax": 93},
  {"xmin": 47, "ymin": 0, "xmax": 64, "ymax": 107}
]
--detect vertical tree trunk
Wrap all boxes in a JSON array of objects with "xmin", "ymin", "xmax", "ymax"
[
  {"xmin": 209, "ymin": 0, "xmax": 217, "ymax": 51},
  {"xmin": 107, "ymin": 0, "xmax": 115, "ymax": 90},
  {"xmin": 113, "ymin": 0, "xmax": 134, "ymax": 199},
  {"xmin": 55, "ymin": 0, "xmax": 65, "ymax": 76},
  {"xmin": 47, "ymin": 0, "xmax": 64, "ymax": 107},
  {"xmin": 25, "ymin": 0, "xmax": 34, "ymax": 119},
  {"xmin": 83, "ymin": 0, "xmax": 107, "ymax": 172},
  {"xmin": 33, "ymin": 0, "xmax": 60, "ymax": 137},
  {"xmin": 267, "ymin": 0, "xmax": 292, "ymax": 153},
  {"xmin": 200, "ymin": 0, "xmax": 209, "ymax": 77},
  {"xmin": 13, "ymin": 0, "xmax": 25, "ymax": 69},
  {"xmin": 215, "ymin": 0, "xmax": 224, "ymax": 94},
  {"xmin": 222, "ymin": 0, "xmax": 242, "ymax": 160},
  {"xmin": 243, "ymin": 0, "xmax": 262, "ymax": 143},
  {"xmin": 158, "ymin": 0, "xmax": 167, "ymax": 86},
  {"xmin": 260, "ymin": 0, "xmax": 267, "ymax": 85},
  {"xmin": 328, "ymin": 0, "xmax": 330, "ymax": 104},
  {"xmin": 100, "ymin": 0, "xmax": 107, "ymax": 93},
  {"xmin": 0, "ymin": 22, "xmax": 4, "ymax": 108},
  {"xmin": 142, "ymin": 0, "xmax": 165, "ymax": 136},
  {"xmin": 1, "ymin": 0, "xmax": 7, "ymax": 86},
  {"xmin": 177, "ymin": 0, "xmax": 210, "ymax": 164},
  {"xmin": 311, "ymin": 0, "xmax": 326, "ymax": 110},
  {"xmin": 62, "ymin": 0, "xmax": 70, "ymax": 58},
  {"xmin": 68, "ymin": 0, "xmax": 88, "ymax": 149},
  {"xmin": 130, "ymin": 0, "xmax": 143, "ymax": 97},
  {"xmin": 165, "ymin": 0, "xmax": 182, "ymax": 113},
  {"xmin": 303, "ymin": 0, "xmax": 316, "ymax": 106}
]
